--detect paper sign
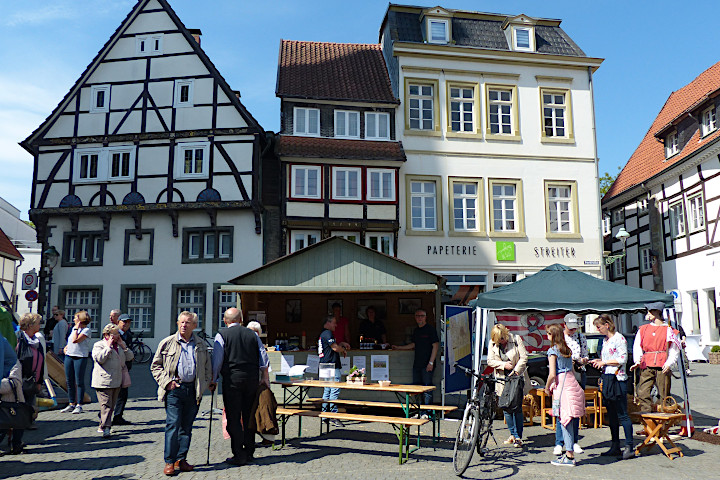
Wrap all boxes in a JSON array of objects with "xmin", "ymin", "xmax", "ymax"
[
  {"xmin": 280, "ymin": 355, "xmax": 294, "ymax": 374},
  {"xmin": 306, "ymin": 354, "xmax": 320, "ymax": 374},
  {"xmin": 370, "ymin": 355, "xmax": 389, "ymax": 381},
  {"xmin": 289, "ymin": 365, "xmax": 308, "ymax": 376},
  {"xmin": 352, "ymin": 356, "xmax": 366, "ymax": 371},
  {"xmin": 341, "ymin": 356, "xmax": 351, "ymax": 375}
]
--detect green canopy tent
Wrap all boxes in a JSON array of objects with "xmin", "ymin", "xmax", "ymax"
[
  {"xmin": 467, "ymin": 263, "xmax": 690, "ymax": 437},
  {"xmin": 468, "ymin": 263, "xmax": 673, "ymax": 313}
]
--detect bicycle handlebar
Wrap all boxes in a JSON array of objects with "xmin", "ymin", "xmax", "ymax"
[{"xmin": 453, "ymin": 363, "xmax": 505, "ymax": 383}]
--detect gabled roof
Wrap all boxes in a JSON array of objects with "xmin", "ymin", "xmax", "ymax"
[
  {"xmin": 0, "ymin": 228, "xmax": 23, "ymax": 261},
  {"xmin": 227, "ymin": 236, "xmax": 440, "ymax": 291},
  {"xmin": 603, "ymin": 61, "xmax": 720, "ymax": 201},
  {"xmin": 276, "ymin": 136, "xmax": 406, "ymax": 162},
  {"xmin": 21, "ymin": 0, "xmax": 263, "ymax": 152},
  {"xmin": 380, "ymin": 4, "xmax": 585, "ymax": 57},
  {"xmin": 276, "ymin": 40, "xmax": 398, "ymax": 104}
]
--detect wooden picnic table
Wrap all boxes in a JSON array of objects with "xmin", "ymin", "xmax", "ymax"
[{"xmin": 272, "ymin": 380, "xmax": 437, "ymax": 464}]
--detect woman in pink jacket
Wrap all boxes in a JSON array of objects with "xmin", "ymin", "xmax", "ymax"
[{"xmin": 545, "ymin": 323, "xmax": 585, "ymax": 467}]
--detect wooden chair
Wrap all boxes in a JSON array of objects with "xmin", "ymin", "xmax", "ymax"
[{"xmin": 582, "ymin": 390, "xmax": 600, "ymax": 428}]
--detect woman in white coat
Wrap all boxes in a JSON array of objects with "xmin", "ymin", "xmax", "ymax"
[
  {"xmin": 487, "ymin": 323, "xmax": 530, "ymax": 447},
  {"xmin": 91, "ymin": 324, "xmax": 133, "ymax": 437}
]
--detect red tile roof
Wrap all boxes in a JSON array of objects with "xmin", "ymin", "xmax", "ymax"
[
  {"xmin": 604, "ymin": 61, "xmax": 720, "ymax": 201},
  {"xmin": 276, "ymin": 135, "xmax": 406, "ymax": 162},
  {"xmin": 0, "ymin": 228, "xmax": 23, "ymax": 261},
  {"xmin": 277, "ymin": 40, "xmax": 398, "ymax": 104}
]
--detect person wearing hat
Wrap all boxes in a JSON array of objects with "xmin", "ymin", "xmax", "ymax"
[
  {"xmin": 630, "ymin": 302, "xmax": 680, "ymax": 412},
  {"xmin": 552, "ymin": 313, "xmax": 589, "ymax": 456},
  {"xmin": 113, "ymin": 313, "xmax": 134, "ymax": 426}
]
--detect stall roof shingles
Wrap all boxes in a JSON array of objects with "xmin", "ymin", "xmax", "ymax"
[
  {"xmin": 277, "ymin": 136, "xmax": 406, "ymax": 162},
  {"xmin": 604, "ymin": 61, "xmax": 720, "ymax": 201},
  {"xmin": 0, "ymin": 228, "xmax": 23, "ymax": 261},
  {"xmin": 277, "ymin": 40, "xmax": 398, "ymax": 103},
  {"xmin": 385, "ymin": 9, "xmax": 585, "ymax": 56}
]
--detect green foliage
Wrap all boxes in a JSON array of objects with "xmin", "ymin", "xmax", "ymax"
[
  {"xmin": 711, "ymin": 345, "xmax": 720, "ymax": 353},
  {"xmin": 24, "ymin": 220, "xmax": 35, "ymax": 229},
  {"xmin": 599, "ymin": 166, "xmax": 622, "ymax": 195}
]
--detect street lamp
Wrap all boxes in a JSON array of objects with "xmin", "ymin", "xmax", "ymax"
[
  {"xmin": 605, "ymin": 227, "xmax": 630, "ymax": 265},
  {"xmin": 43, "ymin": 245, "xmax": 60, "ymax": 317}
]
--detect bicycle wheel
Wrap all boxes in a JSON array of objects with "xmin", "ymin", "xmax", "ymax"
[
  {"xmin": 453, "ymin": 403, "xmax": 480, "ymax": 476},
  {"xmin": 476, "ymin": 393, "xmax": 495, "ymax": 456},
  {"xmin": 135, "ymin": 344, "xmax": 153, "ymax": 364}
]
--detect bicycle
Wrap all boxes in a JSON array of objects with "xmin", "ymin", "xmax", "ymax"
[
  {"xmin": 129, "ymin": 331, "xmax": 153, "ymax": 364},
  {"xmin": 452, "ymin": 363, "xmax": 505, "ymax": 477}
]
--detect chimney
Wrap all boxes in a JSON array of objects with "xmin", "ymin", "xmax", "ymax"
[
  {"xmin": 232, "ymin": 90, "xmax": 241, "ymax": 99},
  {"xmin": 188, "ymin": 28, "xmax": 202, "ymax": 46}
]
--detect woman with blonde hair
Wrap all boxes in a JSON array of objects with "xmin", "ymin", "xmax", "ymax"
[
  {"xmin": 545, "ymin": 323, "xmax": 585, "ymax": 467},
  {"xmin": 487, "ymin": 323, "xmax": 530, "ymax": 447},
  {"xmin": 61, "ymin": 311, "xmax": 92, "ymax": 414},
  {"xmin": 91, "ymin": 323, "xmax": 133, "ymax": 437},
  {"xmin": 590, "ymin": 314, "xmax": 634, "ymax": 460}
]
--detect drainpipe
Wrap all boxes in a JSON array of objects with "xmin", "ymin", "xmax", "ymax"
[
  {"xmin": 588, "ymin": 66, "xmax": 604, "ymax": 279},
  {"xmin": 12, "ymin": 258, "xmax": 23, "ymax": 311}
]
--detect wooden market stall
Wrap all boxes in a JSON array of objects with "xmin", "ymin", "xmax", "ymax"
[{"xmin": 219, "ymin": 237, "xmax": 444, "ymax": 401}]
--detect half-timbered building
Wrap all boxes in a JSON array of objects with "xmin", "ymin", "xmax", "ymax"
[
  {"xmin": 22, "ymin": 0, "xmax": 266, "ymax": 346},
  {"xmin": 272, "ymin": 40, "xmax": 405, "ymax": 259},
  {"xmin": 602, "ymin": 61, "xmax": 720, "ymax": 348}
]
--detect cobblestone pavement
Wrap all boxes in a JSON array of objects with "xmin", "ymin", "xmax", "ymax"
[{"xmin": 2, "ymin": 363, "xmax": 719, "ymax": 480}]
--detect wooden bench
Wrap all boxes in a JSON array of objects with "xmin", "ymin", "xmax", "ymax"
[
  {"xmin": 306, "ymin": 397, "xmax": 456, "ymax": 439},
  {"xmin": 276, "ymin": 406, "xmax": 430, "ymax": 464}
]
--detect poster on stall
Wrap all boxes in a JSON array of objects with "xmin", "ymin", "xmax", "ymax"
[
  {"xmin": 444, "ymin": 305, "xmax": 473, "ymax": 394},
  {"xmin": 280, "ymin": 355, "xmax": 294, "ymax": 374},
  {"xmin": 306, "ymin": 354, "xmax": 320, "ymax": 374},
  {"xmin": 370, "ymin": 355, "xmax": 389, "ymax": 381},
  {"xmin": 352, "ymin": 356, "xmax": 366, "ymax": 371},
  {"xmin": 341, "ymin": 356, "xmax": 351, "ymax": 375}
]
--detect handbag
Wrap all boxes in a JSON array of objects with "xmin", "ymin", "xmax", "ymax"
[
  {"xmin": 601, "ymin": 373, "xmax": 623, "ymax": 401},
  {"xmin": 0, "ymin": 379, "xmax": 34, "ymax": 430},
  {"xmin": 21, "ymin": 376, "xmax": 38, "ymax": 399},
  {"xmin": 121, "ymin": 364, "xmax": 132, "ymax": 388},
  {"xmin": 498, "ymin": 375, "xmax": 523, "ymax": 411}
]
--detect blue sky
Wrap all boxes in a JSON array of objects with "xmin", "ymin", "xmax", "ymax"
[{"xmin": 1, "ymin": 0, "xmax": 718, "ymax": 220}]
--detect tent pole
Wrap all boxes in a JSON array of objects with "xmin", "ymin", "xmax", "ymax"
[{"xmin": 668, "ymin": 309, "xmax": 692, "ymax": 437}]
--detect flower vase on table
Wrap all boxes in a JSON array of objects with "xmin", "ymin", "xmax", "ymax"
[{"xmin": 347, "ymin": 366, "xmax": 366, "ymax": 384}]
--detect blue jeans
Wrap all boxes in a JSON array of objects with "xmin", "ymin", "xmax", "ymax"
[
  {"xmin": 164, "ymin": 383, "xmax": 199, "ymax": 464},
  {"xmin": 606, "ymin": 379, "xmax": 633, "ymax": 448},
  {"xmin": 559, "ymin": 418, "xmax": 579, "ymax": 452},
  {"xmin": 64, "ymin": 355, "xmax": 88, "ymax": 405},
  {"xmin": 322, "ymin": 369, "xmax": 342, "ymax": 413},
  {"xmin": 412, "ymin": 366, "xmax": 434, "ymax": 405},
  {"xmin": 503, "ymin": 407, "xmax": 524, "ymax": 439}
]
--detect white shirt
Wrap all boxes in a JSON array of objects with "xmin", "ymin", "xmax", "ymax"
[{"xmin": 65, "ymin": 327, "xmax": 91, "ymax": 357}]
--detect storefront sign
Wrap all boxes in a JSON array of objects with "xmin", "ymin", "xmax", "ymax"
[
  {"xmin": 496, "ymin": 241, "xmax": 515, "ymax": 261},
  {"xmin": 427, "ymin": 245, "xmax": 477, "ymax": 256},
  {"xmin": 534, "ymin": 246, "xmax": 576, "ymax": 259}
]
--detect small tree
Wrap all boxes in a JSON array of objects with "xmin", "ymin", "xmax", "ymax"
[{"xmin": 599, "ymin": 166, "xmax": 622, "ymax": 195}]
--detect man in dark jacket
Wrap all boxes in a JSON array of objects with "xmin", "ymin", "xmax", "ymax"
[{"xmin": 212, "ymin": 308, "xmax": 268, "ymax": 466}]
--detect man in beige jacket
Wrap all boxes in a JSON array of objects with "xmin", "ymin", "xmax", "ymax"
[{"xmin": 151, "ymin": 312, "xmax": 215, "ymax": 476}]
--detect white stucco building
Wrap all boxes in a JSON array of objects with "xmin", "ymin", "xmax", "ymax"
[
  {"xmin": 22, "ymin": 0, "xmax": 266, "ymax": 347},
  {"xmin": 380, "ymin": 6, "xmax": 604, "ymax": 303}
]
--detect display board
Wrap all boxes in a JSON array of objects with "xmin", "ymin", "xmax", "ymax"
[{"xmin": 444, "ymin": 305, "xmax": 473, "ymax": 394}]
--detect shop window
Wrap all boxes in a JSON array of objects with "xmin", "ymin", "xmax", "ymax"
[{"xmin": 442, "ymin": 273, "xmax": 487, "ymax": 305}]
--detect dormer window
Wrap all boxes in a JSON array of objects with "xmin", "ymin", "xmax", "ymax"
[
  {"xmin": 427, "ymin": 18, "xmax": 449, "ymax": 44},
  {"xmin": 513, "ymin": 26, "xmax": 534, "ymax": 51},
  {"xmin": 665, "ymin": 132, "xmax": 678, "ymax": 157},
  {"xmin": 701, "ymin": 105, "xmax": 717, "ymax": 137}
]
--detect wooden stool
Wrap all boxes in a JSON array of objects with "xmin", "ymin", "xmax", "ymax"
[{"xmin": 635, "ymin": 413, "xmax": 685, "ymax": 459}]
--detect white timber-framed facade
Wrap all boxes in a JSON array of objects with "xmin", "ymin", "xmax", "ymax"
[{"xmin": 22, "ymin": 0, "xmax": 266, "ymax": 347}]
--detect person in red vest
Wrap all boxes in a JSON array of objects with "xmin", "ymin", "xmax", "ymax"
[{"xmin": 630, "ymin": 302, "xmax": 680, "ymax": 412}]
